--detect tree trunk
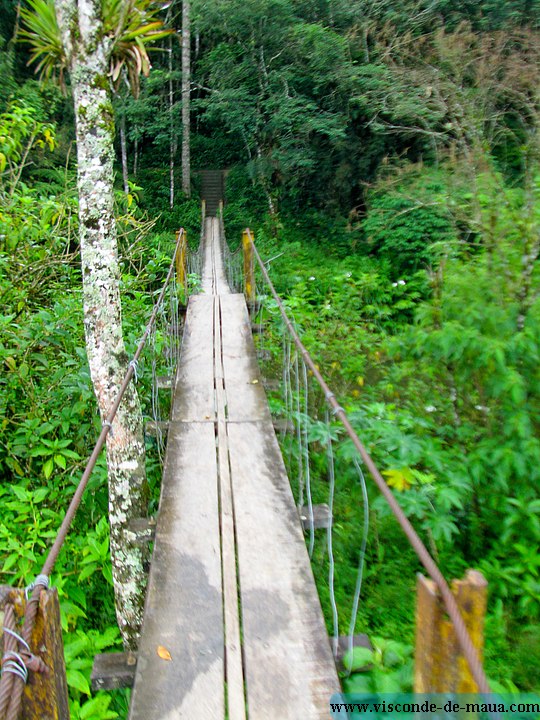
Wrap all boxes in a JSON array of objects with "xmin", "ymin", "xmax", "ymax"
[
  {"xmin": 133, "ymin": 134, "xmax": 138, "ymax": 177},
  {"xmin": 56, "ymin": 0, "xmax": 148, "ymax": 650},
  {"xmin": 120, "ymin": 111, "xmax": 129, "ymax": 195},
  {"xmin": 181, "ymin": 0, "xmax": 191, "ymax": 197},
  {"xmin": 169, "ymin": 42, "xmax": 175, "ymax": 208}
]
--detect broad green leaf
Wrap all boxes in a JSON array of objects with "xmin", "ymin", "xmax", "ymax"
[{"xmin": 66, "ymin": 669, "xmax": 90, "ymax": 695}]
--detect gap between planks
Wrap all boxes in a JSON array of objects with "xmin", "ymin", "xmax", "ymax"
[{"xmin": 214, "ymin": 291, "xmax": 246, "ymax": 720}]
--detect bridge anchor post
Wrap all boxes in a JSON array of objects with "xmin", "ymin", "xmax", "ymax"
[
  {"xmin": 414, "ymin": 569, "xmax": 487, "ymax": 693},
  {"xmin": 242, "ymin": 229, "xmax": 255, "ymax": 307},
  {"xmin": 175, "ymin": 229, "xmax": 188, "ymax": 301}
]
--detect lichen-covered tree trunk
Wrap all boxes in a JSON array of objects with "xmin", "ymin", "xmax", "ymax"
[
  {"xmin": 181, "ymin": 0, "xmax": 191, "ymax": 197},
  {"xmin": 56, "ymin": 0, "xmax": 148, "ymax": 650}
]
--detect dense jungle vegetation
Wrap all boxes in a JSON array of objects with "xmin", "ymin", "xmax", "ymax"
[{"xmin": 0, "ymin": 0, "xmax": 539, "ymax": 716}]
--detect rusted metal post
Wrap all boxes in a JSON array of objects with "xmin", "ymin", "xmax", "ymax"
[
  {"xmin": 175, "ymin": 229, "xmax": 188, "ymax": 301},
  {"xmin": 242, "ymin": 229, "xmax": 255, "ymax": 306},
  {"xmin": 0, "ymin": 586, "xmax": 69, "ymax": 720},
  {"xmin": 414, "ymin": 570, "xmax": 487, "ymax": 692}
]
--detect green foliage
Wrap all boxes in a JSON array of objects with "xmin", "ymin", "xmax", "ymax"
[
  {"xmin": 0, "ymin": 100, "xmax": 168, "ymax": 717},
  {"xmin": 363, "ymin": 182, "xmax": 455, "ymax": 272},
  {"xmin": 342, "ymin": 637, "xmax": 414, "ymax": 695},
  {"xmin": 3, "ymin": 0, "xmax": 540, "ymax": 709},
  {"xmin": 250, "ymin": 173, "xmax": 540, "ymax": 690}
]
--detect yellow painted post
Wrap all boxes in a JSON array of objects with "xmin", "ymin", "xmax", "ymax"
[
  {"xmin": 414, "ymin": 570, "xmax": 487, "ymax": 692},
  {"xmin": 175, "ymin": 230, "xmax": 188, "ymax": 301},
  {"xmin": 242, "ymin": 228, "xmax": 255, "ymax": 306},
  {"xmin": 0, "ymin": 586, "xmax": 69, "ymax": 719}
]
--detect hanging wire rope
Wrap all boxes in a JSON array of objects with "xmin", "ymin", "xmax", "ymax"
[
  {"xmin": 346, "ymin": 457, "xmax": 370, "ymax": 670},
  {"xmin": 244, "ymin": 228, "xmax": 491, "ymax": 695},
  {"xmin": 0, "ymin": 228, "xmax": 189, "ymax": 720},
  {"xmin": 301, "ymin": 359, "xmax": 315, "ymax": 557},
  {"xmin": 325, "ymin": 408, "xmax": 340, "ymax": 659},
  {"xmin": 293, "ymin": 349, "xmax": 305, "ymax": 509}
]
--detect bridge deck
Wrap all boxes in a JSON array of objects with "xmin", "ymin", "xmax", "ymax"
[{"xmin": 129, "ymin": 218, "xmax": 339, "ymax": 719}]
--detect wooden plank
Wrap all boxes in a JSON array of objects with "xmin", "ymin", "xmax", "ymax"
[
  {"xmin": 129, "ymin": 421, "xmax": 225, "ymax": 720},
  {"xmin": 227, "ymin": 421, "xmax": 340, "ymax": 719},
  {"xmin": 414, "ymin": 571, "xmax": 487, "ymax": 693},
  {"xmin": 126, "ymin": 517, "xmax": 156, "ymax": 545},
  {"xmin": 200, "ymin": 217, "xmax": 229, "ymax": 294},
  {"xmin": 214, "ymin": 297, "xmax": 246, "ymax": 720},
  {"xmin": 172, "ymin": 294, "xmax": 216, "ymax": 422},
  {"xmin": 91, "ymin": 652, "xmax": 137, "ymax": 691},
  {"xmin": 299, "ymin": 504, "xmax": 331, "ymax": 531},
  {"xmin": 211, "ymin": 218, "xmax": 230, "ymax": 295},
  {"xmin": 144, "ymin": 420, "xmax": 169, "ymax": 437},
  {"xmin": 201, "ymin": 218, "xmax": 215, "ymax": 292},
  {"xmin": 156, "ymin": 375, "xmax": 172, "ymax": 389},
  {"xmin": 220, "ymin": 294, "xmax": 272, "ymax": 423}
]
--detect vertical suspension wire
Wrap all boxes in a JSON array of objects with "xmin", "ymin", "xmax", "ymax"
[
  {"xmin": 293, "ymin": 348, "xmax": 304, "ymax": 509},
  {"xmin": 257, "ymin": 299, "xmax": 268, "ymax": 366},
  {"xmin": 282, "ymin": 332, "xmax": 293, "ymax": 440},
  {"xmin": 281, "ymin": 333, "xmax": 295, "ymax": 486},
  {"xmin": 301, "ymin": 359, "xmax": 315, "ymax": 557},
  {"xmin": 346, "ymin": 457, "xmax": 370, "ymax": 669},
  {"xmin": 325, "ymin": 407, "xmax": 339, "ymax": 658},
  {"xmin": 150, "ymin": 309, "xmax": 164, "ymax": 465}
]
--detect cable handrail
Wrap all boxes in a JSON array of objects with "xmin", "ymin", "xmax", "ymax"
[
  {"xmin": 244, "ymin": 227, "xmax": 491, "ymax": 695},
  {"xmin": 0, "ymin": 228, "xmax": 187, "ymax": 720}
]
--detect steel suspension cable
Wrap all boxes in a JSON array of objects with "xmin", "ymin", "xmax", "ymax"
[{"xmin": 245, "ymin": 228, "xmax": 491, "ymax": 695}]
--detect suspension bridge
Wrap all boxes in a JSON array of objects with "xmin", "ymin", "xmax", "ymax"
[
  {"xmin": 0, "ymin": 173, "xmax": 490, "ymax": 720},
  {"xmin": 128, "ymin": 214, "xmax": 340, "ymax": 719}
]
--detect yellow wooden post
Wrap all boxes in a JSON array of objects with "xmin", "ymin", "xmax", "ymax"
[
  {"xmin": 242, "ymin": 228, "xmax": 255, "ymax": 306},
  {"xmin": 414, "ymin": 570, "xmax": 487, "ymax": 692},
  {"xmin": 0, "ymin": 586, "xmax": 69, "ymax": 720},
  {"xmin": 175, "ymin": 230, "xmax": 188, "ymax": 301}
]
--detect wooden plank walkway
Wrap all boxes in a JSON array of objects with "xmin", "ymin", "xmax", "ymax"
[{"xmin": 129, "ymin": 218, "xmax": 339, "ymax": 719}]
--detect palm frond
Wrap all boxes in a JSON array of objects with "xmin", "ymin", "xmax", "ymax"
[
  {"xmin": 19, "ymin": 0, "xmax": 66, "ymax": 85},
  {"xmin": 20, "ymin": 0, "xmax": 173, "ymax": 98}
]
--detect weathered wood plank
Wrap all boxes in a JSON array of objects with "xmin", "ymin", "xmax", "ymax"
[
  {"xmin": 220, "ymin": 294, "xmax": 272, "ymax": 422},
  {"xmin": 227, "ymin": 421, "xmax": 340, "ymax": 719},
  {"xmin": 128, "ymin": 421, "xmax": 224, "ymax": 720},
  {"xmin": 200, "ymin": 218, "xmax": 229, "ymax": 294},
  {"xmin": 144, "ymin": 419, "xmax": 169, "ymax": 437},
  {"xmin": 172, "ymin": 294, "xmax": 216, "ymax": 422},
  {"xmin": 299, "ymin": 504, "xmax": 331, "ymax": 531},
  {"xmin": 126, "ymin": 517, "xmax": 156, "ymax": 545},
  {"xmin": 211, "ymin": 218, "xmax": 230, "ymax": 295},
  {"xmin": 91, "ymin": 652, "xmax": 137, "ymax": 691},
  {"xmin": 156, "ymin": 375, "xmax": 173, "ymax": 390},
  {"xmin": 214, "ymin": 297, "xmax": 246, "ymax": 720},
  {"xmin": 201, "ymin": 218, "xmax": 215, "ymax": 292}
]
